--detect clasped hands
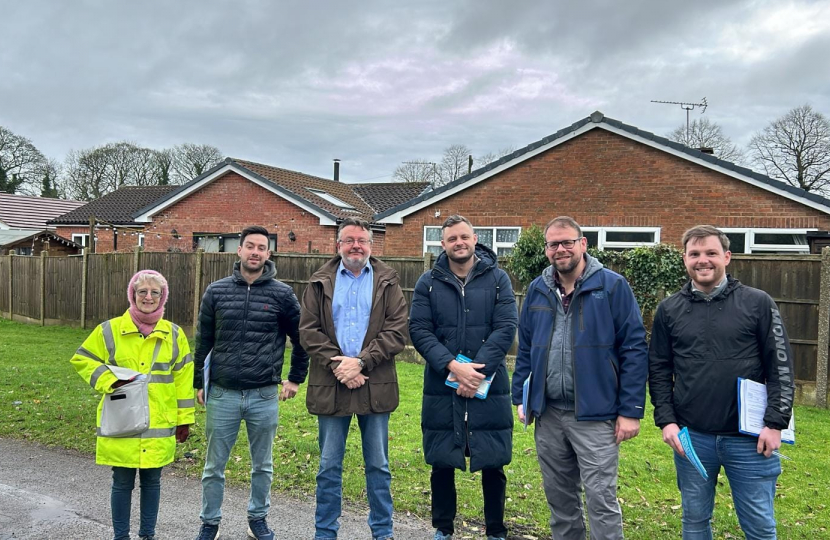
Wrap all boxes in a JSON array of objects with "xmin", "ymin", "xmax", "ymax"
[
  {"xmin": 332, "ymin": 355, "xmax": 368, "ymax": 389},
  {"xmin": 448, "ymin": 359, "xmax": 486, "ymax": 399}
]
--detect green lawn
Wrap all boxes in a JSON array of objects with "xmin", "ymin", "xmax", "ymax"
[{"xmin": 1, "ymin": 318, "xmax": 828, "ymax": 538}]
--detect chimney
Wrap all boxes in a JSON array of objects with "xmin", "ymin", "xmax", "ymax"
[
  {"xmin": 699, "ymin": 147, "xmax": 714, "ymax": 155},
  {"xmin": 333, "ymin": 159, "xmax": 341, "ymax": 181}
]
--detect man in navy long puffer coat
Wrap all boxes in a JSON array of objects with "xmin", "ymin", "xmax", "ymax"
[{"xmin": 410, "ymin": 215, "xmax": 517, "ymax": 540}]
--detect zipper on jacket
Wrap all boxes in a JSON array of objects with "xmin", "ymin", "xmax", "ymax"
[{"xmin": 240, "ymin": 284, "xmax": 251, "ymax": 370}]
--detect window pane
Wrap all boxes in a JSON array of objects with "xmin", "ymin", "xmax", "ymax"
[
  {"xmin": 583, "ymin": 231, "xmax": 599, "ymax": 248},
  {"xmin": 223, "ymin": 237, "xmax": 241, "ymax": 253},
  {"xmin": 725, "ymin": 233, "xmax": 745, "ymax": 254},
  {"xmin": 425, "ymin": 227, "xmax": 442, "ymax": 242},
  {"xmin": 497, "ymin": 247, "xmax": 513, "ymax": 256},
  {"xmin": 196, "ymin": 236, "xmax": 220, "ymax": 253},
  {"xmin": 427, "ymin": 245, "xmax": 443, "ymax": 256},
  {"xmin": 475, "ymin": 228, "xmax": 493, "ymax": 248},
  {"xmin": 753, "ymin": 233, "xmax": 805, "ymax": 246},
  {"xmin": 496, "ymin": 229, "xmax": 519, "ymax": 243},
  {"xmin": 605, "ymin": 231, "xmax": 655, "ymax": 243}
]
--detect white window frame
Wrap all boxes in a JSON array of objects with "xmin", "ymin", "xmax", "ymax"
[
  {"xmin": 718, "ymin": 228, "xmax": 813, "ymax": 254},
  {"xmin": 581, "ymin": 227, "xmax": 661, "ymax": 250},
  {"xmin": 72, "ymin": 233, "xmax": 90, "ymax": 254},
  {"xmin": 423, "ymin": 226, "xmax": 521, "ymax": 255},
  {"xmin": 138, "ymin": 233, "xmax": 145, "ymax": 248}
]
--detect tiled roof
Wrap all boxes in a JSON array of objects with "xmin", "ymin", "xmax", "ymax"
[
  {"xmin": 376, "ymin": 111, "xmax": 830, "ymax": 220},
  {"xmin": 231, "ymin": 159, "xmax": 377, "ymax": 220},
  {"xmin": 353, "ymin": 182, "xmax": 430, "ymax": 213},
  {"xmin": 48, "ymin": 186, "xmax": 179, "ymax": 225},
  {"xmin": 0, "ymin": 193, "xmax": 86, "ymax": 229},
  {"xmin": 0, "ymin": 229, "xmax": 83, "ymax": 248}
]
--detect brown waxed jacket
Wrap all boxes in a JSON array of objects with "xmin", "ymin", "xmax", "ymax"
[{"xmin": 300, "ymin": 256, "xmax": 408, "ymax": 416}]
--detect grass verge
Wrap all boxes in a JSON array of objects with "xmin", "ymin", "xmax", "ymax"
[{"xmin": 1, "ymin": 318, "xmax": 828, "ymax": 538}]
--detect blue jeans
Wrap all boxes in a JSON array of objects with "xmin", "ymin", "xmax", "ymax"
[
  {"xmin": 315, "ymin": 413, "xmax": 393, "ymax": 540},
  {"xmin": 201, "ymin": 384, "xmax": 279, "ymax": 525},
  {"xmin": 674, "ymin": 429, "xmax": 781, "ymax": 540},
  {"xmin": 111, "ymin": 466, "xmax": 162, "ymax": 540}
]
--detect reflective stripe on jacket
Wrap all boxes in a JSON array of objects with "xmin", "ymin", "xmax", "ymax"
[{"xmin": 70, "ymin": 311, "xmax": 195, "ymax": 468}]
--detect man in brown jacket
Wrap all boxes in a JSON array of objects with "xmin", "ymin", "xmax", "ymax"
[{"xmin": 299, "ymin": 217, "xmax": 408, "ymax": 540}]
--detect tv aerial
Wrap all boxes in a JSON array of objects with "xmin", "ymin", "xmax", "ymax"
[{"xmin": 651, "ymin": 97, "xmax": 708, "ymax": 139}]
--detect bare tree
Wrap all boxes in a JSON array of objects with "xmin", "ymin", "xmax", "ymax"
[
  {"xmin": 475, "ymin": 146, "xmax": 517, "ymax": 168},
  {"xmin": 0, "ymin": 125, "xmax": 48, "ymax": 195},
  {"xmin": 667, "ymin": 118, "xmax": 743, "ymax": 163},
  {"xmin": 439, "ymin": 144, "xmax": 472, "ymax": 186},
  {"xmin": 171, "ymin": 143, "xmax": 223, "ymax": 184},
  {"xmin": 392, "ymin": 160, "xmax": 436, "ymax": 184},
  {"xmin": 62, "ymin": 147, "xmax": 114, "ymax": 201},
  {"xmin": 749, "ymin": 104, "xmax": 830, "ymax": 194}
]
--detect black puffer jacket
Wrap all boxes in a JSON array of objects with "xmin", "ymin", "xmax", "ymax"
[
  {"xmin": 649, "ymin": 276, "xmax": 795, "ymax": 435},
  {"xmin": 410, "ymin": 244, "xmax": 518, "ymax": 472},
  {"xmin": 194, "ymin": 260, "xmax": 308, "ymax": 390}
]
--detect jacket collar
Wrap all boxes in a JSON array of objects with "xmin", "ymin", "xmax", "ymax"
[
  {"xmin": 118, "ymin": 310, "xmax": 173, "ymax": 340},
  {"xmin": 232, "ymin": 259, "xmax": 276, "ymax": 285}
]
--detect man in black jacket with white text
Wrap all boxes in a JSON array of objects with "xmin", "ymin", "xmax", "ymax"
[{"xmin": 649, "ymin": 225, "xmax": 794, "ymax": 539}]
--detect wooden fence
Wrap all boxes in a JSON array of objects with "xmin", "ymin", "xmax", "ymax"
[{"xmin": 1, "ymin": 249, "xmax": 828, "ymax": 407}]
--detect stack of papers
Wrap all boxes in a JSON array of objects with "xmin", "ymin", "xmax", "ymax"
[
  {"xmin": 445, "ymin": 354, "xmax": 494, "ymax": 400},
  {"xmin": 738, "ymin": 378, "xmax": 795, "ymax": 444}
]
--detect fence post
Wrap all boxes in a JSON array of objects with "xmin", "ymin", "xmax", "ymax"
[
  {"xmin": 192, "ymin": 248, "xmax": 204, "ymax": 332},
  {"xmin": 423, "ymin": 251, "xmax": 433, "ymax": 273},
  {"xmin": 816, "ymin": 247, "xmax": 830, "ymax": 408},
  {"xmin": 81, "ymin": 251, "xmax": 89, "ymax": 330},
  {"xmin": 40, "ymin": 251, "xmax": 47, "ymax": 326},
  {"xmin": 132, "ymin": 245, "xmax": 141, "ymax": 275},
  {"xmin": 7, "ymin": 251, "xmax": 13, "ymax": 320}
]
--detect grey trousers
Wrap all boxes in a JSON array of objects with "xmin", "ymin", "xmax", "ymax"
[{"xmin": 534, "ymin": 408, "xmax": 623, "ymax": 540}]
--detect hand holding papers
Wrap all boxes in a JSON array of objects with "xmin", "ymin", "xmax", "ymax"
[
  {"xmin": 446, "ymin": 354, "xmax": 494, "ymax": 399},
  {"xmin": 738, "ymin": 378, "xmax": 795, "ymax": 444}
]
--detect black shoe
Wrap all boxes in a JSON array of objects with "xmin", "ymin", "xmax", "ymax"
[
  {"xmin": 195, "ymin": 523, "xmax": 219, "ymax": 540},
  {"xmin": 247, "ymin": 517, "xmax": 275, "ymax": 540}
]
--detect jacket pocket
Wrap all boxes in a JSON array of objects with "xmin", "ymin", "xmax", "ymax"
[
  {"xmin": 368, "ymin": 381, "xmax": 399, "ymax": 413},
  {"xmin": 306, "ymin": 384, "xmax": 337, "ymax": 415}
]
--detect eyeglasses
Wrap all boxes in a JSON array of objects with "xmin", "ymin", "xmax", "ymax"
[
  {"xmin": 545, "ymin": 238, "xmax": 583, "ymax": 250},
  {"xmin": 340, "ymin": 239, "xmax": 371, "ymax": 246},
  {"xmin": 136, "ymin": 289, "xmax": 162, "ymax": 298}
]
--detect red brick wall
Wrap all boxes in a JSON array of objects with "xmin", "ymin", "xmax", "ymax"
[
  {"xmin": 383, "ymin": 129, "xmax": 830, "ymax": 256},
  {"xmin": 54, "ymin": 226, "xmax": 143, "ymax": 254}
]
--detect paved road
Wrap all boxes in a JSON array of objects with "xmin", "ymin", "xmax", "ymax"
[{"xmin": 0, "ymin": 438, "xmax": 432, "ymax": 540}]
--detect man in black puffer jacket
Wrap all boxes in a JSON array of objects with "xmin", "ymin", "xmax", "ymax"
[
  {"xmin": 410, "ymin": 215, "xmax": 517, "ymax": 540},
  {"xmin": 193, "ymin": 226, "xmax": 308, "ymax": 540}
]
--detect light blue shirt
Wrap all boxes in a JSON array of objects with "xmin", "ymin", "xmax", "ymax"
[{"xmin": 332, "ymin": 260, "xmax": 373, "ymax": 358}]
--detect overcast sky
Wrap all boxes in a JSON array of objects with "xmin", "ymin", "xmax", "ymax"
[{"xmin": 2, "ymin": 0, "xmax": 829, "ymax": 184}]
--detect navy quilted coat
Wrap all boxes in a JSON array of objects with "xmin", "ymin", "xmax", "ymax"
[
  {"xmin": 409, "ymin": 244, "xmax": 517, "ymax": 471},
  {"xmin": 194, "ymin": 260, "xmax": 308, "ymax": 390}
]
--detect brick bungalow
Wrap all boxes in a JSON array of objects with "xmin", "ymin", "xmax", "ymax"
[
  {"xmin": 376, "ymin": 111, "xmax": 830, "ymax": 256},
  {"xmin": 50, "ymin": 160, "xmax": 428, "ymax": 255}
]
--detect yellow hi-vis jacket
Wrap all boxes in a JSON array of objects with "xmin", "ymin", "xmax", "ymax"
[{"xmin": 70, "ymin": 310, "xmax": 195, "ymax": 468}]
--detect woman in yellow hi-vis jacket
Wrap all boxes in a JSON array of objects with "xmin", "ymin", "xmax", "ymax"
[{"xmin": 71, "ymin": 270, "xmax": 195, "ymax": 540}]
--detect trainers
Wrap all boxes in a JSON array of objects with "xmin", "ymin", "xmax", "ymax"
[
  {"xmin": 195, "ymin": 523, "xmax": 219, "ymax": 540},
  {"xmin": 433, "ymin": 531, "xmax": 452, "ymax": 540},
  {"xmin": 247, "ymin": 517, "xmax": 275, "ymax": 540}
]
